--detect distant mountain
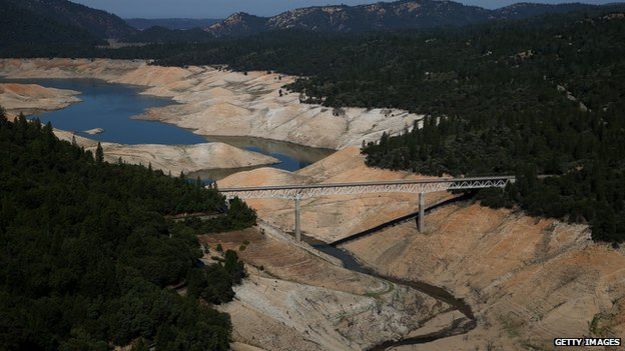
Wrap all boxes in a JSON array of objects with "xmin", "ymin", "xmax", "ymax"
[
  {"xmin": 207, "ymin": 12, "xmax": 270, "ymax": 37},
  {"xmin": 125, "ymin": 18, "xmax": 221, "ymax": 30},
  {"xmin": 122, "ymin": 26, "xmax": 214, "ymax": 43},
  {"xmin": 1, "ymin": 0, "xmax": 136, "ymax": 39},
  {"xmin": 205, "ymin": 0, "xmax": 602, "ymax": 37},
  {"xmin": 495, "ymin": 2, "xmax": 600, "ymax": 19}
]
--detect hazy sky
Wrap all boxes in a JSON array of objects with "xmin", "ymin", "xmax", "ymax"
[{"xmin": 71, "ymin": 0, "xmax": 618, "ymax": 19}]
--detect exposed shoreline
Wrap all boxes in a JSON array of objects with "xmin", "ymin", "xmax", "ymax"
[
  {"xmin": 0, "ymin": 81, "xmax": 280, "ymax": 175},
  {"xmin": 0, "ymin": 58, "xmax": 423, "ymax": 150}
]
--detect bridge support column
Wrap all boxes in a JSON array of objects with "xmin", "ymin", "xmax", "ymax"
[
  {"xmin": 294, "ymin": 194, "xmax": 302, "ymax": 242},
  {"xmin": 418, "ymin": 192, "xmax": 425, "ymax": 232}
]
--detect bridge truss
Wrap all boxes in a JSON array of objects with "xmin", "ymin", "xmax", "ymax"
[{"xmin": 217, "ymin": 176, "xmax": 515, "ymax": 241}]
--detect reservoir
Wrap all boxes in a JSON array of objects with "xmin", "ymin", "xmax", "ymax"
[{"xmin": 1, "ymin": 78, "xmax": 333, "ymax": 176}]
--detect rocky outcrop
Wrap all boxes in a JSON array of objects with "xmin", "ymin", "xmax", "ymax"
[{"xmin": 0, "ymin": 58, "xmax": 421, "ymax": 149}]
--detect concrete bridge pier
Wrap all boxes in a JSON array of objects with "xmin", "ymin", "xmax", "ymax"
[
  {"xmin": 295, "ymin": 194, "xmax": 302, "ymax": 242},
  {"xmin": 417, "ymin": 192, "xmax": 425, "ymax": 232}
]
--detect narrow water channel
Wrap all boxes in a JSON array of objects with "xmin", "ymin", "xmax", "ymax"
[
  {"xmin": 309, "ymin": 240, "xmax": 477, "ymax": 349},
  {"xmin": 300, "ymin": 195, "xmax": 478, "ymax": 350}
]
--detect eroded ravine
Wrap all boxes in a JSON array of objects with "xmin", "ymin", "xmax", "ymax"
[{"xmin": 307, "ymin": 233, "xmax": 478, "ymax": 350}]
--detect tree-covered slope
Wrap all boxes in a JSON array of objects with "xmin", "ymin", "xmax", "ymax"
[
  {"xmin": 0, "ymin": 112, "xmax": 255, "ymax": 350},
  {"xmin": 125, "ymin": 18, "xmax": 221, "ymax": 31},
  {"xmin": 0, "ymin": 0, "xmax": 103, "ymax": 47},
  {"xmin": 1, "ymin": 0, "xmax": 136, "ymax": 39},
  {"xmin": 122, "ymin": 26, "xmax": 214, "ymax": 44}
]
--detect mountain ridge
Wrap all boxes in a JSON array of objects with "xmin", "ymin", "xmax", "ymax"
[{"xmin": 205, "ymin": 0, "xmax": 603, "ymax": 37}]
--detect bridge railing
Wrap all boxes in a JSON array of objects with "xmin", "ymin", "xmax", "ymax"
[{"xmin": 217, "ymin": 176, "xmax": 516, "ymax": 200}]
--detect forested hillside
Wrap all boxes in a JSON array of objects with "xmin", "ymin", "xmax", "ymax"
[
  {"xmin": 0, "ymin": 0, "xmax": 104, "ymax": 47},
  {"xmin": 1, "ymin": 0, "xmax": 136, "ymax": 39},
  {"xmin": 0, "ymin": 111, "xmax": 255, "ymax": 350},
  {"xmin": 122, "ymin": 26, "xmax": 214, "ymax": 44},
  {"xmin": 125, "ymin": 18, "xmax": 220, "ymax": 31}
]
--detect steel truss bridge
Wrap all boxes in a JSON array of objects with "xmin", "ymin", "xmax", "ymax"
[{"xmin": 218, "ymin": 176, "xmax": 515, "ymax": 242}]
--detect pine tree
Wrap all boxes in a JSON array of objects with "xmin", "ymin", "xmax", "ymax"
[{"xmin": 95, "ymin": 142, "xmax": 104, "ymax": 163}]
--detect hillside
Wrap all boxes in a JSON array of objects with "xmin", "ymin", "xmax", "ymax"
[
  {"xmin": 0, "ymin": 0, "xmax": 103, "ymax": 47},
  {"xmin": 205, "ymin": 0, "xmax": 600, "ymax": 37},
  {"xmin": 122, "ymin": 26, "xmax": 214, "ymax": 43},
  {"xmin": 0, "ymin": 0, "xmax": 136, "ymax": 39},
  {"xmin": 207, "ymin": 12, "xmax": 269, "ymax": 37},
  {"xmin": 0, "ymin": 0, "xmax": 611, "ymax": 53},
  {"xmin": 125, "ymin": 18, "xmax": 221, "ymax": 30}
]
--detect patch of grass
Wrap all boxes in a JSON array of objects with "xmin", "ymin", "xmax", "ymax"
[
  {"xmin": 363, "ymin": 281, "xmax": 395, "ymax": 299},
  {"xmin": 588, "ymin": 313, "xmax": 614, "ymax": 337}
]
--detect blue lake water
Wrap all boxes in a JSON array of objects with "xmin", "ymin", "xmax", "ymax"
[{"xmin": 1, "ymin": 78, "xmax": 333, "ymax": 178}]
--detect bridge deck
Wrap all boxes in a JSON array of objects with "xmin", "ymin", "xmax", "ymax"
[{"xmin": 218, "ymin": 176, "xmax": 515, "ymax": 200}]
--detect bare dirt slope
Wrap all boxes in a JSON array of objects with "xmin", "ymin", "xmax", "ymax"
[
  {"xmin": 53, "ymin": 130, "xmax": 279, "ymax": 174},
  {"xmin": 218, "ymin": 147, "xmax": 453, "ymax": 243},
  {"xmin": 200, "ymin": 228, "xmax": 453, "ymax": 351},
  {"xmin": 0, "ymin": 83, "xmax": 80, "ymax": 115},
  {"xmin": 343, "ymin": 204, "xmax": 625, "ymax": 350},
  {"xmin": 219, "ymin": 146, "xmax": 625, "ymax": 350},
  {"xmin": 0, "ymin": 58, "xmax": 422, "ymax": 149}
]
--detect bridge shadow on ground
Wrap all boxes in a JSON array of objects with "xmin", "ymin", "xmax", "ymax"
[{"xmin": 329, "ymin": 191, "xmax": 476, "ymax": 246}]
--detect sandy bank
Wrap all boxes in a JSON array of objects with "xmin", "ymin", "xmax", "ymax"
[
  {"xmin": 218, "ymin": 146, "xmax": 453, "ymax": 243},
  {"xmin": 0, "ymin": 83, "xmax": 80, "ymax": 115},
  {"xmin": 54, "ymin": 130, "xmax": 279, "ymax": 175},
  {"xmin": 201, "ymin": 227, "xmax": 451, "ymax": 351},
  {"xmin": 0, "ymin": 58, "xmax": 422, "ymax": 149}
]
